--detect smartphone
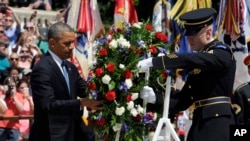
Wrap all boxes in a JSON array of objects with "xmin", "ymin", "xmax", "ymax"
[
  {"xmin": 23, "ymin": 87, "xmax": 29, "ymax": 94},
  {"xmin": 39, "ymin": 27, "xmax": 48, "ymax": 41},
  {"xmin": 0, "ymin": 2, "xmax": 6, "ymax": 12}
]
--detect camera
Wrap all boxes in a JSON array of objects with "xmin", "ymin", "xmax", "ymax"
[
  {"xmin": 39, "ymin": 27, "xmax": 48, "ymax": 41},
  {"xmin": 4, "ymin": 77, "xmax": 14, "ymax": 96},
  {"xmin": 4, "ymin": 77, "xmax": 14, "ymax": 89},
  {"xmin": 0, "ymin": 2, "xmax": 7, "ymax": 13}
]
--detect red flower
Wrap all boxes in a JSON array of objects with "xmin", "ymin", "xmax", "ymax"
[
  {"xmin": 87, "ymin": 117, "xmax": 94, "ymax": 125},
  {"xmin": 96, "ymin": 117, "xmax": 106, "ymax": 126},
  {"xmin": 87, "ymin": 81, "xmax": 97, "ymax": 90},
  {"xmin": 105, "ymin": 90, "xmax": 116, "ymax": 101},
  {"xmin": 124, "ymin": 70, "xmax": 133, "ymax": 79},
  {"xmin": 117, "ymin": 28, "xmax": 122, "ymax": 32},
  {"xmin": 145, "ymin": 24, "xmax": 153, "ymax": 31},
  {"xmin": 161, "ymin": 70, "xmax": 167, "ymax": 78},
  {"xmin": 134, "ymin": 114, "xmax": 142, "ymax": 122},
  {"xmin": 86, "ymin": 107, "xmax": 92, "ymax": 111},
  {"xmin": 95, "ymin": 68, "xmax": 103, "ymax": 77},
  {"xmin": 126, "ymin": 94, "xmax": 132, "ymax": 102},
  {"xmin": 136, "ymin": 48, "xmax": 142, "ymax": 54},
  {"xmin": 108, "ymin": 30, "xmax": 115, "ymax": 36},
  {"xmin": 99, "ymin": 48, "xmax": 108, "ymax": 56},
  {"xmin": 155, "ymin": 32, "xmax": 168, "ymax": 42},
  {"xmin": 106, "ymin": 63, "xmax": 116, "ymax": 73},
  {"xmin": 149, "ymin": 45, "xmax": 157, "ymax": 54},
  {"xmin": 108, "ymin": 30, "xmax": 114, "ymax": 35}
]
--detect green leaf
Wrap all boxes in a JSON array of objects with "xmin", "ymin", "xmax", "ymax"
[{"xmin": 108, "ymin": 80, "xmax": 116, "ymax": 90}]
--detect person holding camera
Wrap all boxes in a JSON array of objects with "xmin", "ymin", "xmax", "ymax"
[
  {"xmin": 0, "ymin": 76, "xmax": 24, "ymax": 141},
  {"xmin": 3, "ymin": 6, "xmax": 21, "ymax": 55},
  {"xmin": 18, "ymin": 46, "xmax": 33, "ymax": 69},
  {"xmin": 0, "ymin": 85, "xmax": 7, "ymax": 114},
  {"xmin": 16, "ymin": 80, "xmax": 33, "ymax": 141},
  {"xmin": 23, "ymin": 0, "xmax": 52, "ymax": 11}
]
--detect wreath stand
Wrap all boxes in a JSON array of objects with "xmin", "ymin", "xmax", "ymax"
[{"xmin": 152, "ymin": 76, "xmax": 180, "ymax": 141}]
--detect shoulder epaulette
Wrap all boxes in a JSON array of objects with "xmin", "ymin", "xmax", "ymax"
[
  {"xmin": 206, "ymin": 41, "xmax": 234, "ymax": 60},
  {"xmin": 236, "ymin": 82, "xmax": 249, "ymax": 91}
]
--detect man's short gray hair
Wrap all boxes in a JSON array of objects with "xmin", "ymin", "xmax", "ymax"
[{"xmin": 47, "ymin": 22, "xmax": 74, "ymax": 40}]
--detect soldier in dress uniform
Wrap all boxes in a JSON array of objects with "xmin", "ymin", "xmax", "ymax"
[
  {"xmin": 232, "ymin": 54, "xmax": 250, "ymax": 125},
  {"xmin": 137, "ymin": 8, "xmax": 236, "ymax": 141}
]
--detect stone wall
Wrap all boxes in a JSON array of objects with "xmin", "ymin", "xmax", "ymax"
[{"xmin": 12, "ymin": 7, "xmax": 57, "ymax": 27}]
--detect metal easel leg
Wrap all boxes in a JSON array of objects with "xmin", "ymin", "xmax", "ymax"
[{"xmin": 152, "ymin": 76, "xmax": 180, "ymax": 141}]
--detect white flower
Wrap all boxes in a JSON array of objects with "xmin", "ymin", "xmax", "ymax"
[
  {"xmin": 109, "ymin": 39, "xmax": 118, "ymax": 49},
  {"xmin": 137, "ymin": 105, "xmax": 144, "ymax": 114},
  {"xmin": 130, "ymin": 108, "xmax": 138, "ymax": 117},
  {"xmin": 102, "ymin": 74, "xmax": 111, "ymax": 84},
  {"xmin": 132, "ymin": 22, "xmax": 143, "ymax": 28},
  {"xmin": 122, "ymin": 41, "xmax": 131, "ymax": 48},
  {"xmin": 127, "ymin": 101, "xmax": 134, "ymax": 110},
  {"xmin": 106, "ymin": 34, "xmax": 112, "ymax": 40},
  {"xmin": 117, "ymin": 36, "xmax": 130, "ymax": 48},
  {"xmin": 125, "ymin": 79, "xmax": 133, "ymax": 89},
  {"xmin": 113, "ymin": 123, "xmax": 122, "ymax": 131},
  {"xmin": 88, "ymin": 60, "xmax": 96, "ymax": 67},
  {"xmin": 153, "ymin": 113, "xmax": 157, "ymax": 121},
  {"xmin": 92, "ymin": 115, "xmax": 98, "ymax": 120},
  {"xmin": 131, "ymin": 93, "xmax": 139, "ymax": 100},
  {"xmin": 158, "ymin": 53, "xmax": 165, "ymax": 56},
  {"xmin": 115, "ymin": 106, "xmax": 125, "ymax": 116},
  {"xmin": 119, "ymin": 64, "xmax": 125, "ymax": 69},
  {"xmin": 92, "ymin": 42, "xmax": 99, "ymax": 52}
]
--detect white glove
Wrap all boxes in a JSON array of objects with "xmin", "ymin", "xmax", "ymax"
[
  {"xmin": 137, "ymin": 58, "xmax": 153, "ymax": 72},
  {"xmin": 140, "ymin": 86, "xmax": 156, "ymax": 104}
]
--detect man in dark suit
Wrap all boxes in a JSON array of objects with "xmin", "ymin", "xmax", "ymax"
[
  {"xmin": 137, "ymin": 8, "xmax": 236, "ymax": 141},
  {"xmin": 29, "ymin": 22, "xmax": 103, "ymax": 141}
]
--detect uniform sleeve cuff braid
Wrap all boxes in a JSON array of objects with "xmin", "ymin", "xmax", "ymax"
[{"xmin": 162, "ymin": 56, "xmax": 166, "ymax": 70}]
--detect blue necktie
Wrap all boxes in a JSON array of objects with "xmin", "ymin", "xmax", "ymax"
[{"xmin": 61, "ymin": 61, "xmax": 70, "ymax": 94}]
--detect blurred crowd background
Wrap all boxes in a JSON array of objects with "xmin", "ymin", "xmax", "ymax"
[{"xmin": 0, "ymin": 1, "xmax": 69, "ymax": 141}]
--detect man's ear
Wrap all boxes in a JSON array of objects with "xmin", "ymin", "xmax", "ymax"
[
  {"xmin": 206, "ymin": 27, "xmax": 213, "ymax": 39},
  {"xmin": 48, "ymin": 38, "xmax": 55, "ymax": 49}
]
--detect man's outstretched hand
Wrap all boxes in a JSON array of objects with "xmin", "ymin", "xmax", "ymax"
[{"xmin": 80, "ymin": 98, "xmax": 104, "ymax": 111}]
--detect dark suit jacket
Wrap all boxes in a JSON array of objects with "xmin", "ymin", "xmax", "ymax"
[{"xmin": 29, "ymin": 52, "xmax": 89, "ymax": 141}]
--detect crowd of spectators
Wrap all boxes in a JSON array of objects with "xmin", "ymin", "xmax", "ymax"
[{"xmin": 0, "ymin": 0, "xmax": 67, "ymax": 140}]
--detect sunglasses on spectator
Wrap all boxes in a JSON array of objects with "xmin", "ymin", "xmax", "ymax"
[
  {"xmin": 10, "ymin": 58, "xmax": 18, "ymax": 61},
  {"xmin": 21, "ymin": 50, "xmax": 29, "ymax": 53},
  {"xmin": 5, "ymin": 19, "xmax": 13, "ymax": 22},
  {"xmin": 26, "ymin": 27, "xmax": 34, "ymax": 30},
  {"xmin": 0, "ymin": 43, "xmax": 7, "ymax": 48}
]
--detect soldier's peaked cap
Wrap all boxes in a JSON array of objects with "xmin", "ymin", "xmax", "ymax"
[{"xmin": 179, "ymin": 8, "xmax": 217, "ymax": 36}]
